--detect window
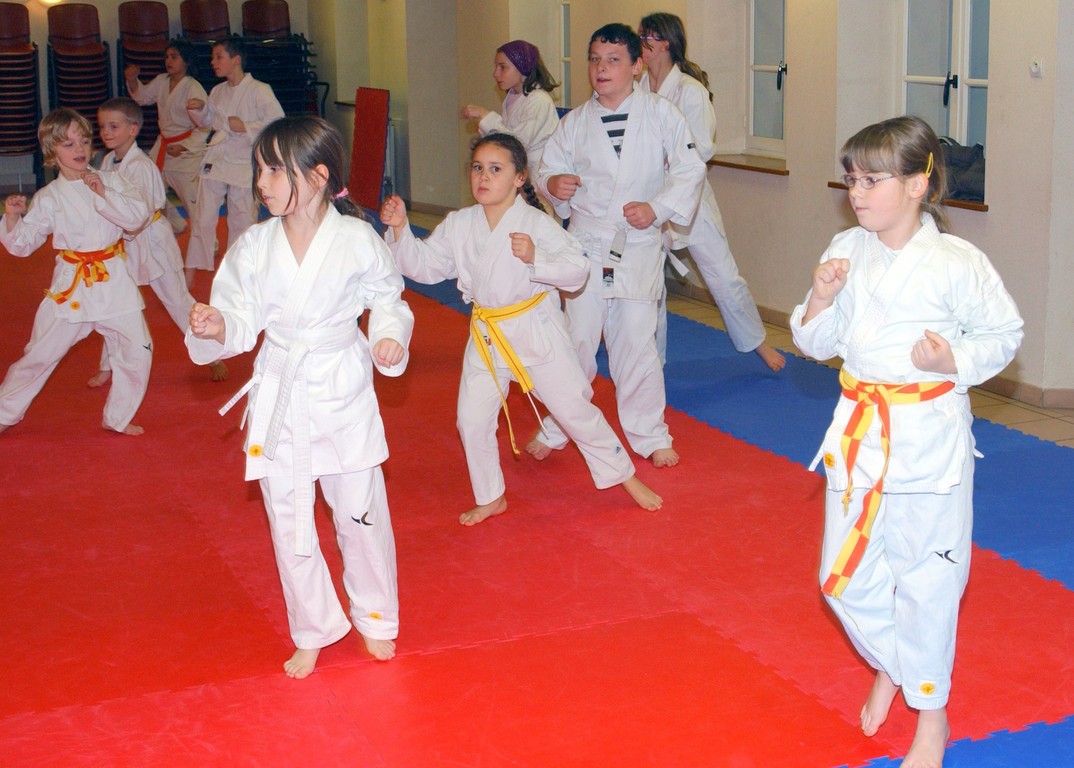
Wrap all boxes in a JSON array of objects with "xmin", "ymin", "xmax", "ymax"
[
  {"xmin": 559, "ymin": 1, "xmax": 571, "ymax": 107},
  {"xmin": 748, "ymin": 0, "xmax": 786, "ymax": 155},
  {"xmin": 904, "ymin": 0, "xmax": 989, "ymax": 147}
]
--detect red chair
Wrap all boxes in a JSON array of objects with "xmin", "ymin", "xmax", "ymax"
[
  {"xmin": 47, "ymin": 3, "xmax": 105, "ymax": 54},
  {"xmin": 0, "ymin": 2, "xmax": 33, "ymax": 52},
  {"xmin": 242, "ymin": 0, "xmax": 290, "ymax": 37},
  {"xmin": 119, "ymin": 1, "xmax": 170, "ymax": 46},
  {"xmin": 180, "ymin": 0, "xmax": 231, "ymax": 41}
]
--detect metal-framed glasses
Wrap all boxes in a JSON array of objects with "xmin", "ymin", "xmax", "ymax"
[{"xmin": 842, "ymin": 174, "xmax": 897, "ymax": 190}]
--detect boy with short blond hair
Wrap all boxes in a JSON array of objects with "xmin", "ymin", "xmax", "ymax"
[{"xmin": 0, "ymin": 108, "xmax": 151, "ymax": 434}]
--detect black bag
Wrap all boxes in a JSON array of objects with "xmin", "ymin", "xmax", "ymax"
[{"xmin": 939, "ymin": 136, "xmax": 985, "ymax": 202}]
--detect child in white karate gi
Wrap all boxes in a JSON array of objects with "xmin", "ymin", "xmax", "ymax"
[
  {"xmin": 637, "ymin": 12, "xmax": 785, "ymax": 372},
  {"xmin": 533, "ymin": 23, "xmax": 706, "ymax": 469},
  {"xmin": 461, "ymin": 40, "xmax": 561, "ymax": 187},
  {"xmin": 90, "ymin": 98, "xmax": 227, "ymax": 386},
  {"xmin": 187, "ymin": 116, "xmax": 413, "ymax": 679},
  {"xmin": 0, "ymin": 108, "xmax": 152, "ymax": 435},
  {"xmin": 185, "ymin": 35, "xmax": 284, "ymax": 288},
  {"xmin": 125, "ymin": 39, "xmax": 209, "ymax": 236},
  {"xmin": 382, "ymin": 133, "xmax": 662, "ymax": 525},
  {"xmin": 791, "ymin": 115, "xmax": 1023, "ymax": 768}
]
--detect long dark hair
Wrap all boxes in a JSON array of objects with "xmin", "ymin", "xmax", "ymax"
[
  {"xmin": 840, "ymin": 115, "xmax": 949, "ymax": 232},
  {"xmin": 522, "ymin": 54, "xmax": 559, "ymax": 96},
  {"xmin": 472, "ymin": 133, "xmax": 542, "ymax": 210},
  {"xmin": 167, "ymin": 38, "xmax": 198, "ymax": 81},
  {"xmin": 252, "ymin": 115, "xmax": 359, "ymax": 218},
  {"xmin": 639, "ymin": 12, "xmax": 711, "ymax": 100}
]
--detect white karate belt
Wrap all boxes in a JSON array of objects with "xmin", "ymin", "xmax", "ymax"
[{"xmin": 219, "ymin": 322, "xmax": 361, "ymax": 557}]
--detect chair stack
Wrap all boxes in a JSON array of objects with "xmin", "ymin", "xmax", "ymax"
[
  {"xmin": 46, "ymin": 4, "xmax": 112, "ymax": 138},
  {"xmin": 117, "ymin": 1, "xmax": 170, "ymax": 152},
  {"xmin": 242, "ymin": 0, "xmax": 290, "ymax": 37},
  {"xmin": 180, "ymin": 0, "xmax": 231, "ymax": 41},
  {"xmin": 0, "ymin": 2, "xmax": 42, "ymax": 185},
  {"xmin": 239, "ymin": 0, "xmax": 326, "ymax": 116}
]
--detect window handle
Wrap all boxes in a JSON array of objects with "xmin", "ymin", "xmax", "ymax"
[
  {"xmin": 943, "ymin": 71, "xmax": 959, "ymax": 107},
  {"xmin": 777, "ymin": 61, "xmax": 788, "ymax": 91}
]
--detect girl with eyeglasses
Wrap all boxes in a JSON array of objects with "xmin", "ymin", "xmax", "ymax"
[{"xmin": 791, "ymin": 115, "xmax": 1023, "ymax": 768}]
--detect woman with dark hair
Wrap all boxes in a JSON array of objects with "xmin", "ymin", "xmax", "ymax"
[{"xmin": 639, "ymin": 12, "xmax": 786, "ymax": 372}]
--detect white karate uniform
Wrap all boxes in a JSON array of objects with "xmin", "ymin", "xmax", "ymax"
[
  {"xmin": 387, "ymin": 196, "xmax": 635, "ymax": 506},
  {"xmin": 791, "ymin": 216, "xmax": 1023, "ymax": 709},
  {"xmin": 186, "ymin": 74, "xmax": 284, "ymax": 272},
  {"xmin": 130, "ymin": 73, "xmax": 209, "ymax": 222},
  {"xmin": 477, "ymin": 87, "xmax": 560, "ymax": 183},
  {"xmin": 640, "ymin": 66, "xmax": 766, "ymax": 356},
  {"xmin": 536, "ymin": 86, "xmax": 705, "ymax": 457},
  {"xmin": 0, "ymin": 173, "xmax": 152, "ymax": 432},
  {"xmin": 100, "ymin": 146, "xmax": 195, "ymax": 334},
  {"xmin": 186, "ymin": 207, "xmax": 413, "ymax": 649}
]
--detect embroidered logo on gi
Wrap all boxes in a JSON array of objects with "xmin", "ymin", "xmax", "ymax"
[
  {"xmin": 823, "ymin": 453, "xmax": 836, "ymax": 468},
  {"xmin": 248, "ymin": 444, "xmax": 263, "ymax": 457},
  {"xmin": 70, "ymin": 301, "xmax": 81, "ymax": 310},
  {"xmin": 351, "ymin": 511, "xmax": 373, "ymax": 526},
  {"xmin": 933, "ymin": 549, "xmax": 958, "ymax": 564},
  {"xmin": 143, "ymin": 342, "xmax": 152, "ymax": 352},
  {"xmin": 369, "ymin": 611, "xmax": 383, "ymax": 620},
  {"xmin": 919, "ymin": 682, "xmax": 936, "ymax": 696}
]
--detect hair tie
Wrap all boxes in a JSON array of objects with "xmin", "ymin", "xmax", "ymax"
[
  {"xmin": 924, "ymin": 152, "xmax": 934, "ymax": 178},
  {"xmin": 334, "ymin": 187, "xmax": 349, "ymax": 200}
]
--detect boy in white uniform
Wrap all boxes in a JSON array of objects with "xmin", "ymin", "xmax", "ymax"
[
  {"xmin": 533, "ymin": 23, "xmax": 705, "ymax": 468},
  {"xmin": 185, "ymin": 35, "xmax": 284, "ymax": 284},
  {"xmin": 0, "ymin": 109, "xmax": 152, "ymax": 435},
  {"xmin": 90, "ymin": 98, "xmax": 227, "ymax": 385}
]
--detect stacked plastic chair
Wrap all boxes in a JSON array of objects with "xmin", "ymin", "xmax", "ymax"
[
  {"xmin": 180, "ymin": 0, "xmax": 231, "ymax": 41},
  {"xmin": 242, "ymin": 0, "xmax": 290, "ymax": 37},
  {"xmin": 0, "ymin": 3, "xmax": 42, "ymax": 187},
  {"xmin": 118, "ymin": 1, "xmax": 170, "ymax": 152},
  {"xmin": 239, "ymin": 0, "xmax": 327, "ymax": 116},
  {"xmin": 46, "ymin": 4, "xmax": 112, "ymax": 138}
]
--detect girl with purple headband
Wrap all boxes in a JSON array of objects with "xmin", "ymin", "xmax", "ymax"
[{"xmin": 461, "ymin": 40, "xmax": 561, "ymax": 189}]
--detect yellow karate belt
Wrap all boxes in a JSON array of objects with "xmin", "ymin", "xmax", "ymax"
[
  {"xmin": 47, "ymin": 240, "xmax": 125, "ymax": 305},
  {"xmin": 470, "ymin": 292, "xmax": 547, "ymax": 455},
  {"xmin": 822, "ymin": 369, "xmax": 955, "ymax": 599}
]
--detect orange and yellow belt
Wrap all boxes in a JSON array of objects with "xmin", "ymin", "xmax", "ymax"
[
  {"xmin": 155, "ymin": 129, "xmax": 193, "ymax": 170},
  {"xmin": 822, "ymin": 369, "xmax": 955, "ymax": 599},
  {"xmin": 47, "ymin": 240, "xmax": 125, "ymax": 305},
  {"xmin": 470, "ymin": 292, "xmax": 547, "ymax": 455}
]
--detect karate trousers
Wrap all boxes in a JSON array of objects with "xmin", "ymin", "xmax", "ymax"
[
  {"xmin": 457, "ymin": 332, "xmax": 634, "ymax": 506},
  {"xmin": 543, "ymin": 289, "xmax": 672, "ymax": 459},
  {"xmin": 0, "ymin": 303, "xmax": 151, "ymax": 431},
  {"xmin": 819, "ymin": 457, "xmax": 973, "ymax": 710},
  {"xmin": 261, "ymin": 467, "xmax": 399, "ymax": 650},
  {"xmin": 186, "ymin": 177, "xmax": 258, "ymax": 272},
  {"xmin": 99, "ymin": 267, "xmax": 195, "ymax": 372}
]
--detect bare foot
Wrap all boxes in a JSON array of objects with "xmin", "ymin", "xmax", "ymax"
[
  {"xmin": 861, "ymin": 670, "xmax": 899, "ymax": 737},
  {"xmin": 363, "ymin": 635, "xmax": 396, "ymax": 661},
  {"xmin": 121, "ymin": 423, "xmax": 145, "ymax": 436},
  {"xmin": 283, "ymin": 647, "xmax": 320, "ymax": 679},
  {"xmin": 87, "ymin": 369, "xmax": 112, "ymax": 388},
  {"xmin": 621, "ymin": 475, "xmax": 662, "ymax": 511},
  {"xmin": 208, "ymin": 360, "xmax": 229, "ymax": 381},
  {"xmin": 902, "ymin": 708, "xmax": 949, "ymax": 768},
  {"xmin": 460, "ymin": 494, "xmax": 507, "ymax": 526},
  {"xmin": 525, "ymin": 437, "xmax": 552, "ymax": 460},
  {"xmin": 755, "ymin": 343, "xmax": 787, "ymax": 372},
  {"xmin": 651, "ymin": 447, "xmax": 679, "ymax": 468}
]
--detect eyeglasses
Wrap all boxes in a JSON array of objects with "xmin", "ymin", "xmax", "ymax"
[{"xmin": 842, "ymin": 174, "xmax": 897, "ymax": 190}]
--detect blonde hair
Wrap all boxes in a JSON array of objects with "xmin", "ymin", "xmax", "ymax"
[
  {"xmin": 840, "ymin": 115, "xmax": 949, "ymax": 232},
  {"xmin": 98, "ymin": 97, "xmax": 143, "ymax": 129},
  {"xmin": 39, "ymin": 109, "xmax": 93, "ymax": 168}
]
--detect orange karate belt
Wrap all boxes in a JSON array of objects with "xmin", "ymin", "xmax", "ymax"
[
  {"xmin": 470, "ymin": 292, "xmax": 547, "ymax": 455},
  {"xmin": 821, "ymin": 369, "xmax": 955, "ymax": 599},
  {"xmin": 47, "ymin": 240, "xmax": 125, "ymax": 305},
  {"xmin": 155, "ymin": 129, "xmax": 193, "ymax": 170}
]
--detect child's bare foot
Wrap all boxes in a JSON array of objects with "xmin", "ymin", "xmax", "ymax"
[
  {"xmin": 902, "ymin": 708, "xmax": 949, "ymax": 768},
  {"xmin": 363, "ymin": 635, "xmax": 396, "ymax": 661},
  {"xmin": 525, "ymin": 437, "xmax": 552, "ymax": 460},
  {"xmin": 756, "ymin": 343, "xmax": 787, "ymax": 372},
  {"xmin": 121, "ymin": 423, "xmax": 145, "ymax": 436},
  {"xmin": 621, "ymin": 475, "xmax": 662, "ymax": 511},
  {"xmin": 87, "ymin": 369, "xmax": 111, "ymax": 388},
  {"xmin": 208, "ymin": 360, "xmax": 229, "ymax": 381},
  {"xmin": 283, "ymin": 647, "xmax": 320, "ymax": 679},
  {"xmin": 651, "ymin": 447, "xmax": 679, "ymax": 467},
  {"xmin": 861, "ymin": 670, "xmax": 899, "ymax": 737},
  {"xmin": 460, "ymin": 494, "xmax": 507, "ymax": 526}
]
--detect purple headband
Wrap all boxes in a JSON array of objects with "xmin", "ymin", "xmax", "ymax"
[{"xmin": 498, "ymin": 40, "xmax": 539, "ymax": 78}]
